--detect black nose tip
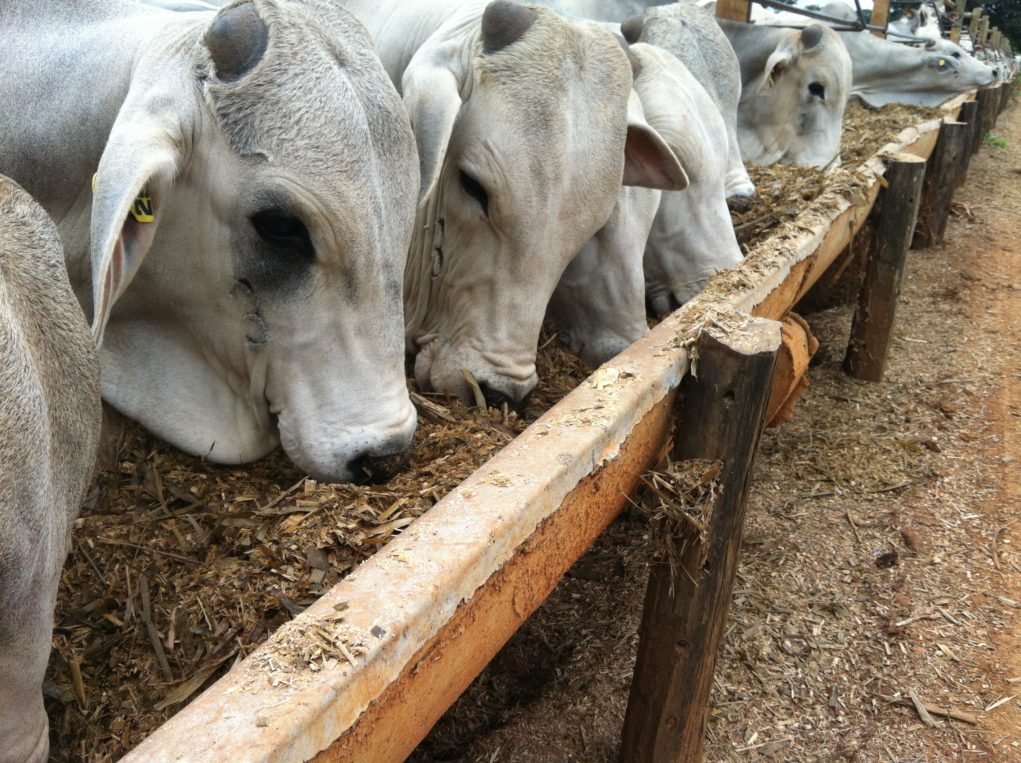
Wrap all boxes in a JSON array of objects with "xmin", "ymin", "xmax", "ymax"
[
  {"xmin": 478, "ymin": 383, "xmax": 514, "ymax": 410},
  {"xmin": 349, "ymin": 450, "xmax": 411, "ymax": 485}
]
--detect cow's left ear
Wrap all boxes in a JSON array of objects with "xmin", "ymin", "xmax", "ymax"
[
  {"xmin": 758, "ymin": 47, "xmax": 794, "ymax": 94},
  {"xmin": 90, "ymin": 83, "xmax": 189, "ymax": 345},
  {"xmin": 624, "ymin": 93, "xmax": 689, "ymax": 191}
]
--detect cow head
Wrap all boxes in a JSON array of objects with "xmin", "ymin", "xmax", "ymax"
[
  {"xmin": 739, "ymin": 24, "xmax": 852, "ymax": 167},
  {"xmin": 927, "ymin": 39, "xmax": 997, "ymax": 88},
  {"xmin": 402, "ymin": 1, "xmax": 686, "ymax": 406},
  {"xmin": 89, "ymin": 0, "xmax": 419, "ymax": 482}
]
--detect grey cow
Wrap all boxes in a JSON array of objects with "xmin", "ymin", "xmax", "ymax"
[
  {"xmin": 0, "ymin": 177, "xmax": 101, "ymax": 763},
  {"xmin": 1, "ymin": 0, "xmax": 420, "ymax": 483}
]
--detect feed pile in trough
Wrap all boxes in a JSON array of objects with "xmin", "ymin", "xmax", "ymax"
[
  {"xmin": 45, "ymin": 338, "xmax": 590, "ymax": 760},
  {"xmin": 730, "ymin": 103, "xmax": 944, "ymax": 251},
  {"xmin": 44, "ymin": 101, "xmax": 947, "ymax": 759}
]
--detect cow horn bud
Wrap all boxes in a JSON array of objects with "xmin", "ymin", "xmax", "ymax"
[
  {"xmin": 205, "ymin": 2, "xmax": 268, "ymax": 82},
  {"xmin": 801, "ymin": 24, "xmax": 824, "ymax": 51},
  {"xmin": 481, "ymin": 1, "xmax": 537, "ymax": 54},
  {"xmin": 621, "ymin": 15, "xmax": 644, "ymax": 44}
]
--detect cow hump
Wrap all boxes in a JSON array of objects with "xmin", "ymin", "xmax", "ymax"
[
  {"xmin": 482, "ymin": 1, "xmax": 538, "ymax": 54},
  {"xmin": 205, "ymin": 2, "xmax": 269, "ymax": 82},
  {"xmin": 801, "ymin": 24, "xmax": 824, "ymax": 51}
]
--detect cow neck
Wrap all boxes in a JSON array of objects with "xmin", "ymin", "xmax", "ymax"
[{"xmin": 404, "ymin": 172, "xmax": 447, "ymax": 349}]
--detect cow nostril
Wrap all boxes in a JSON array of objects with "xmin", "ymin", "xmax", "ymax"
[
  {"xmin": 478, "ymin": 383, "xmax": 514, "ymax": 411},
  {"xmin": 348, "ymin": 450, "xmax": 411, "ymax": 485}
]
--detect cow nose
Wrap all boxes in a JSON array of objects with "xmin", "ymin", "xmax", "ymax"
[
  {"xmin": 478, "ymin": 382, "xmax": 514, "ymax": 410},
  {"xmin": 348, "ymin": 450, "xmax": 411, "ymax": 484},
  {"xmin": 992, "ymin": 68, "xmax": 1000, "ymax": 79}
]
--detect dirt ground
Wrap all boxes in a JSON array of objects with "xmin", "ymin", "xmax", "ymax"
[{"xmin": 412, "ymin": 101, "xmax": 1021, "ymax": 761}]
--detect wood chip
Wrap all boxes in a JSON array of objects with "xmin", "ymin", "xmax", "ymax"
[
  {"xmin": 984, "ymin": 694, "xmax": 1019, "ymax": 713},
  {"xmin": 909, "ymin": 689, "xmax": 936, "ymax": 727}
]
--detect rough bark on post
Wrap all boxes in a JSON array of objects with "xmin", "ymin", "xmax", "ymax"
[
  {"xmin": 913, "ymin": 120, "xmax": 968, "ymax": 249},
  {"xmin": 844, "ymin": 154, "xmax": 926, "ymax": 382},
  {"xmin": 957, "ymin": 99, "xmax": 979, "ymax": 186},
  {"xmin": 974, "ymin": 89, "xmax": 993, "ymax": 155},
  {"xmin": 619, "ymin": 313, "xmax": 781, "ymax": 763}
]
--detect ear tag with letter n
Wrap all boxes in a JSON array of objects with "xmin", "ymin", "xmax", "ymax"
[{"xmin": 91, "ymin": 173, "xmax": 156, "ymax": 223}]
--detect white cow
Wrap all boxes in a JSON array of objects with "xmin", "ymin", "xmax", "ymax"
[
  {"xmin": 338, "ymin": 0, "xmax": 688, "ymax": 406},
  {"xmin": 541, "ymin": 0, "xmax": 754, "ymax": 199},
  {"xmin": 718, "ymin": 20, "xmax": 853, "ymax": 167},
  {"xmin": 888, "ymin": 3, "xmax": 943, "ymax": 41},
  {"xmin": 757, "ymin": 2, "xmax": 997, "ymax": 107},
  {"xmin": 1, "ymin": 0, "xmax": 420, "ymax": 483},
  {"xmin": 548, "ymin": 41, "xmax": 745, "ymax": 361},
  {"xmin": 547, "ymin": 176, "xmax": 660, "ymax": 366},
  {"xmin": 0, "ymin": 177, "xmax": 101, "ymax": 763},
  {"xmin": 545, "ymin": 1, "xmax": 853, "ymax": 168}
]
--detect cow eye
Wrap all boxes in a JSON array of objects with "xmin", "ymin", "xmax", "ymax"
[
  {"xmin": 251, "ymin": 211, "xmax": 314, "ymax": 257},
  {"xmin": 808, "ymin": 82, "xmax": 825, "ymax": 100},
  {"xmin": 953, "ymin": 52, "xmax": 961, "ymax": 59},
  {"xmin": 459, "ymin": 170, "xmax": 490, "ymax": 217}
]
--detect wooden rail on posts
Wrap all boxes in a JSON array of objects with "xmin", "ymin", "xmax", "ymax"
[
  {"xmin": 958, "ymin": 99, "xmax": 980, "ymax": 182},
  {"xmin": 871, "ymin": 0, "xmax": 890, "ymax": 37},
  {"xmin": 619, "ymin": 312, "xmax": 781, "ymax": 763},
  {"xmin": 845, "ymin": 154, "xmax": 927, "ymax": 381},
  {"xmin": 915, "ymin": 121, "xmax": 968, "ymax": 248},
  {"xmin": 715, "ymin": 0, "xmax": 751, "ymax": 23}
]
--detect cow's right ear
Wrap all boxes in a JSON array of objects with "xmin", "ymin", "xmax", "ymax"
[
  {"xmin": 402, "ymin": 50, "xmax": 465, "ymax": 205},
  {"xmin": 90, "ymin": 89, "xmax": 187, "ymax": 345},
  {"xmin": 624, "ymin": 92, "xmax": 689, "ymax": 191}
]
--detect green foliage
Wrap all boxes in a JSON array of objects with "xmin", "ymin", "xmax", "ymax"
[
  {"xmin": 983, "ymin": 132, "xmax": 1009, "ymax": 149},
  {"xmin": 984, "ymin": 1, "xmax": 1021, "ymax": 52}
]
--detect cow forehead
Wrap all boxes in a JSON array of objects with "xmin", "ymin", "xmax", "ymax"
[
  {"xmin": 195, "ymin": 0, "xmax": 416, "ymax": 244},
  {"xmin": 464, "ymin": 10, "xmax": 632, "ymax": 191},
  {"xmin": 473, "ymin": 8, "xmax": 633, "ymax": 116}
]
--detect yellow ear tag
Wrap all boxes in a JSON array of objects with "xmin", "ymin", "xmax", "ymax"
[
  {"xmin": 91, "ymin": 174, "xmax": 155, "ymax": 222},
  {"xmin": 939, "ymin": 58, "xmax": 946, "ymax": 65},
  {"xmin": 130, "ymin": 187, "xmax": 155, "ymax": 223},
  {"xmin": 767, "ymin": 73, "xmax": 775, "ymax": 87}
]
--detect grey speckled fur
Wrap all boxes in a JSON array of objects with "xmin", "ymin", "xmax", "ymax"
[{"xmin": 0, "ymin": 176, "xmax": 101, "ymax": 763}]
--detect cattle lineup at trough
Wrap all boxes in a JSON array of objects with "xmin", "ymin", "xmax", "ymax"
[{"xmin": 0, "ymin": 0, "xmax": 1014, "ymax": 759}]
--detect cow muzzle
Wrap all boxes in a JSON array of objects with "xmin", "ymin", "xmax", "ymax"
[
  {"xmin": 277, "ymin": 399, "xmax": 417, "ymax": 484},
  {"xmin": 415, "ymin": 339, "xmax": 537, "ymax": 407}
]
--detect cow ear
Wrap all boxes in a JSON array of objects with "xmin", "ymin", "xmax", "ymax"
[
  {"xmin": 90, "ymin": 93, "xmax": 186, "ymax": 344},
  {"xmin": 758, "ymin": 46, "xmax": 795, "ymax": 95},
  {"xmin": 402, "ymin": 51, "xmax": 465, "ymax": 205},
  {"xmin": 623, "ymin": 92, "xmax": 689, "ymax": 191}
]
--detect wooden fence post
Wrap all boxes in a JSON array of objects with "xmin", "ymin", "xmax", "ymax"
[
  {"xmin": 871, "ymin": 0, "xmax": 890, "ymax": 37},
  {"xmin": 957, "ymin": 99, "xmax": 979, "ymax": 185},
  {"xmin": 913, "ymin": 120, "xmax": 968, "ymax": 249},
  {"xmin": 715, "ymin": 0, "xmax": 751, "ymax": 23},
  {"xmin": 973, "ymin": 89, "xmax": 993, "ymax": 155},
  {"xmin": 619, "ymin": 313, "xmax": 781, "ymax": 763},
  {"xmin": 844, "ymin": 154, "xmax": 927, "ymax": 382}
]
